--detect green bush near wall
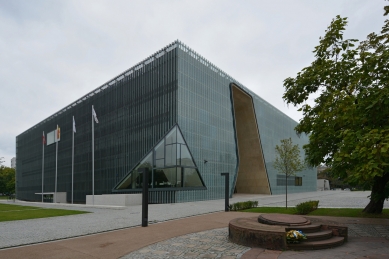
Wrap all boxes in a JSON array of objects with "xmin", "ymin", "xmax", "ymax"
[
  {"xmin": 295, "ymin": 200, "xmax": 319, "ymax": 215},
  {"xmin": 229, "ymin": 200, "xmax": 258, "ymax": 211}
]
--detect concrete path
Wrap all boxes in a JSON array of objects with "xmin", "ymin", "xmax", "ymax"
[{"xmin": 0, "ymin": 191, "xmax": 388, "ymax": 258}]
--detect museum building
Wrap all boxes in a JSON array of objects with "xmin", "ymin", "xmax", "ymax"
[{"xmin": 16, "ymin": 41, "xmax": 316, "ymax": 204}]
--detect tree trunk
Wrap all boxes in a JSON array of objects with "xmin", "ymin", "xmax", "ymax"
[
  {"xmin": 286, "ymin": 174, "xmax": 288, "ymax": 209},
  {"xmin": 363, "ymin": 173, "xmax": 389, "ymax": 214}
]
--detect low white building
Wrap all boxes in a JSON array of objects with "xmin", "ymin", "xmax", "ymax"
[
  {"xmin": 317, "ymin": 179, "xmax": 330, "ymax": 191},
  {"xmin": 11, "ymin": 157, "xmax": 16, "ymax": 169}
]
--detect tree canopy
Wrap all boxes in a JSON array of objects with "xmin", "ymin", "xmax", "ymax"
[
  {"xmin": 274, "ymin": 138, "xmax": 305, "ymax": 177},
  {"xmin": 283, "ymin": 5, "xmax": 389, "ymax": 213},
  {"xmin": 0, "ymin": 165, "xmax": 15, "ymax": 195}
]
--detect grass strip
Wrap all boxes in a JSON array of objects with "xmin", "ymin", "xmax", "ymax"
[
  {"xmin": 0, "ymin": 203, "xmax": 44, "ymax": 211},
  {"xmin": 242, "ymin": 207, "xmax": 389, "ymax": 219},
  {"xmin": 0, "ymin": 203, "xmax": 89, "ymax": 222}
]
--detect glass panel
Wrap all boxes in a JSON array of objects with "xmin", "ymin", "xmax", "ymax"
[
  {"xmin": 183, "ymin": 168, "xmax": 203, "ymax": 187},
  {"xmin": 176, "ymin": 144, "xmax": 181, "ymax": 165},
  {"xmin": 177, "ymin": 167, "xmax": 182, "ymax": 187},
  {"xmin": 165, "ymin": 126, "xmax": 177, "ymax": 144},
  {"xmin": 155, "ymin": 158, "xmax": 164, "ymax": 168},
  {"xmin": 133, "ymin": 169, "xmax": 142, "ymax": 188},
  {"xmin": 155, "ymin": 140, "xmax": 164, "ymax": 160},
  {"xmin": 116, "ymin": 125, "xmax": 204, "ymax": 190},
  {"xmin": 180, "ymin": 145, "xmax": 195, "ymax": 166},
  {"xmin": 116, "ymin": 171, "xmax": 133, "ymax": 189},
  {"xmin": 116, "ymin": 167, "xmax": 141, "ymax": 189},
  {"xmin": 137, "ymin": 169, "xmax": 152, "ymax": 188},
  {"xmin": 116, "ymin": 153, "xmax": 152, "ymax": 189},
  {"xmin": 153, "ymin": 167, "xmax": 178, "ymax": 187},
  {"xmin": 165, "ymin": 144, "xmax": 177, "ymax": 166},
  {"xmin": 177, "ymin": 128, "xmax": 185, "ymax": 144},
  {"xmin": 140, "ymin": 153, "xmax": 153, "ymax": 168}
]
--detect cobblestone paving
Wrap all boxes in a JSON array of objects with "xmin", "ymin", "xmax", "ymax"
[
  {"xmin": 120, "ymin": 228, "xmax": 250, "ymax": 259},
  {"xmin": 348, "ymin": 224, "xmax": 389, "ymax": 238},
  {"xmin": 121, "ymin": 223, "xmax": 389, "ymax": 259}
]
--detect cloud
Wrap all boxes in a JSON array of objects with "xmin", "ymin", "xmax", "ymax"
[{"xmin": 0, "ymin": 0, "xmax": 386, "ymax": 166}]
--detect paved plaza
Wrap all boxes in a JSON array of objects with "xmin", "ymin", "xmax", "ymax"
[
  {"xmin": 123, "ymin": 227, "xmax": 389, "ymax": 259},
  {"xmin": 0, "ymin": 191, "xmax": 388, "ymax": 258}
]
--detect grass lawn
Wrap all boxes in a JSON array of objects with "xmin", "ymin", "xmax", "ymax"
[
  {"xmin": 243, "ymin": 207, "xmax": 389, "ymax": 219},
  {"xmin": 0, "ymin": 203, "xmax": 89, "ymax": 222}
]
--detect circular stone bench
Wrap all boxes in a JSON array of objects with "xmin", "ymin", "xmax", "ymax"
[
  {"xmin": 229, "ymin": 217, "xmax": 288, "ymax": 250},
  {"xmin": 258, "ymin": 213, "xmax": 310, "ymax": 226},
  {"xmin": 229, "ymin": 214, "xmax": 347, "ymax": 250}
]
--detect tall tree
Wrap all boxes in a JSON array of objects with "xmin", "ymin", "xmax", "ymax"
[
  {"xmin": 274, "ymin": 138, "xmax": 305, "ymax": 209},
  {"xmin": 283, "ymin": 5, "xmax": 389, "ymax": 213},
  {"xmin": 0, "ymin": 166, "xmax": 15, "ymax": 195}
]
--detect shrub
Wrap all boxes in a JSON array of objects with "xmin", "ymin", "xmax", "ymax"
[
  {"xmin": 229, "ymin": 200, "xmax": 258, "ymax": 211},
  {"xmin": 309, "ymin": 200, "xmax": 319, "ymax": 210},
  {"xmin": 295, "ymin": 200, "xmax": 319, "ymax": 215}
]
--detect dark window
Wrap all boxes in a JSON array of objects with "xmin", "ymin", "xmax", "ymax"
[
  {"xmin": 295, "ymin": 177, "xmax": 302, "ymax": 186},
  {"xmin": 183, "ymin": 168, "xmax": 203, "ymax": 187},
  {"xmin": 276, "ymin": 174, "xmax": 301, "ymax": 186}
]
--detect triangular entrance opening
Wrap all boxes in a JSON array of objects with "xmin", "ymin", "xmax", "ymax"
[
  {"xmin": 231, "ymin": 83, "xmax": 271, "ymax": 194},
  {"xmin": 114, "ymin": 125, "xmax": 205, "ymax": 190}
]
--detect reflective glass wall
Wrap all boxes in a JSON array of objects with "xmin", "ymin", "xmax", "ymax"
[
  {"xmin": 250, "ymin": 94, "xmax": 317, "ymax": 194},
  {"xmin": 176, "ymin": 44, "xmax": 237, "ymax": 202},
  {"xmin": 175, "ymin": 42, "xmax": 316, "ymax": 200},
  {"xmin": 16, "ymin": 43, "xmax": 178, "ymax": 202}
]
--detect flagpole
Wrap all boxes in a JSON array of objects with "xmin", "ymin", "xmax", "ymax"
[
  {"xmin": 72, "ymin": 116, "xmax": 74, "ymax": 204},
  {"xmin": 55, "ymin": 128, "xmax": 58, "ymax": 203},
  {"xmin": 42, "ymin": 131, "xmax": 44, "ymax": 203},
  {"xmin": 92, "ymin": 106, "xmax": 95, "ymax": 205}
]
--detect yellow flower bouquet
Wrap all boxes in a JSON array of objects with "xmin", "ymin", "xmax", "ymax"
[{"xmin": 286, "ymin": 230, "xmax": 307, "ymax": 244}]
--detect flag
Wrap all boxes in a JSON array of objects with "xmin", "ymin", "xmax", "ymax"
[
  {"xmin": 73, "ymin": 116, "xmax": 76, "ymax": 133},
  {"xmin": 42, "ymin": 132, "xmax": 46, "ymax": 144},
  {"xmin": 92, "ymin": 105, "xmax": 99, "ymax": 123},
  {"xmin": 56, "ymin": 125, "xmax": 61, "ymax": 141}
]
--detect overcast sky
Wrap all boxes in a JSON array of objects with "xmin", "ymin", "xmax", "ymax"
[{"xmin": 0, "ymin": 0, "xmax": 386, "ymax": 167}]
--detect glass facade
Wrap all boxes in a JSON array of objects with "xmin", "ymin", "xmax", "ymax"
[
  {"xmin": 114, "ymin": 125, "xmax": 205, "ymax": 190},
  {"xmin": 175, "ymin": 42, "xmax": 316, "ymax": 201},
  {"xmin": 16, "ymin": 42, "xmax": 179, "ymax": 203},
  {"xmin": 16, "ymin": 40, "xmax": 316, "ymax": 204},
  {"xmin": 176, "ymin": 45, "xmax": 238, "ymax": 202},
  {"xmin": 250, "ymin": 95, "xmax": 316, "ymax": 194}
]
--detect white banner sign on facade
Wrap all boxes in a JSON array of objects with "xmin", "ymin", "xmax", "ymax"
[{"xmin": 46, "ymin": 131, "xmax": 55, "ymax": 145}]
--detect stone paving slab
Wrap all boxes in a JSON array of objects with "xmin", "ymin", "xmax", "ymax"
[
  {"xmin": 119, "ymin": 224, "xmax": 389, "ymax": 259},
  {"xmin": 279, "ymin": 237, "xmax": 389, "ymax": 259},
  {"xmin": 121, "ymin": 228, "xmax": 250, "ymax": 259}
]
